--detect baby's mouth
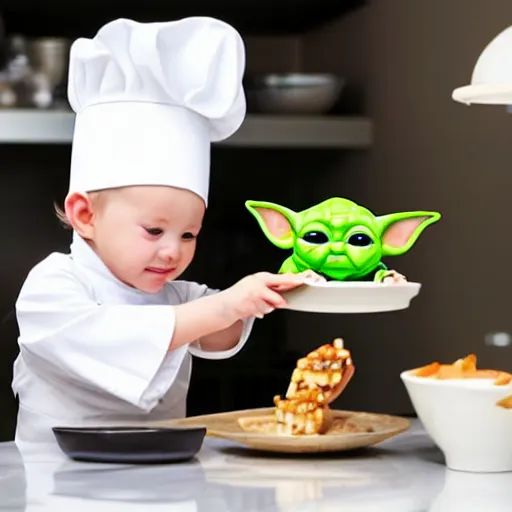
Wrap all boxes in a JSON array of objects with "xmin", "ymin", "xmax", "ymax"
[
  {"xmin": 145, "ymin": 267, "xmax": 176, "ymax": 274},
  {"xmin": 326, "ymin": 255, "xmax": 347, "ymax": 263}
]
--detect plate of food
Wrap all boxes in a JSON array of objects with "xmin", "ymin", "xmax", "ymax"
[
  {"xmin": 163, "ymin": 339, "xmax": 410, "ymax": 453},
  {"xmin": 245, "ymin": 197, "xmax": 440, "ymax": 314},
  {"xmin": 401, "ymin": 355, "xmax": 512, "ymax": 472}
]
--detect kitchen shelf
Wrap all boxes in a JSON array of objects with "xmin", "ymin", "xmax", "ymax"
[
  {"xmin": 0, "ymin": 110, "xmax": 373, "ymax": 149},
  {"xmin": 228, "ymin": 115, "xmax": 372, "ymax": 148}
]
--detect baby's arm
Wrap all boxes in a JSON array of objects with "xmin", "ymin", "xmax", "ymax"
[
  {"xmin": 199, "ymin": 321, "xmax": 243, "ymax": 351},
  {"xmin": 170, "ymin": 271, "xmax": 307, "ymax": 356},
  {"xmin": 169, "ymin": 292, "xmax": 244, "ymax": 352}
]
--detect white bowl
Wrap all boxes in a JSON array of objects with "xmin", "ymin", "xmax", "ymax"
[{"xmin": 401, "ymin": 371, "xmax": 512, "ymax": 473}]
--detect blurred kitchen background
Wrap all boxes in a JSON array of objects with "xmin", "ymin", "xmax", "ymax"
[{"xmin": 0, "ymin": 0, "xmax": 510, "ymax": 441}]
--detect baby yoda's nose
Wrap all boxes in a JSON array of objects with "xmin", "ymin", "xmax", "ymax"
[{"xmin": 331, "ymin": 242, "xmax": 345, "ymax": 253}]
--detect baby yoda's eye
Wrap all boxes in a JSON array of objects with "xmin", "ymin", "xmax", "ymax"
[
  {"xmin": 347, "ymin": 233, "xmax": 373, "ymax": 246},
  {"xmin": 302, "ymin": 231, "xmax": 329, "ymax": 244}
]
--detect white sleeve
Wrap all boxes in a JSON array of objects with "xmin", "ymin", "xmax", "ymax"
[
  {"xmin": 16, "ymin": 263, "xmax": 181, "ymax": 412},
  {"xmin": 171, "ymin": 281, "xmax": 255, "ymax": 360}
]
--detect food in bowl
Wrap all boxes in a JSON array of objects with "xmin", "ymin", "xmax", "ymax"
[
  {"xmin": 238, "ymin": 338, "xmax": 356, "ymax": 436},
  {"xmin": 496, "ymin": 395, "xmax": 512, "ymax": 409},
  {"xmin": 410, "ymin": 354, "xmax": 512, "ymax": 386},
  {"xmin": 401, "ymin": 355, "xmax": 512, "ymax": 472}
]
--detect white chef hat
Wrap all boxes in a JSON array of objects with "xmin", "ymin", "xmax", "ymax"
[{"xmin": 67, "ymin": 17, "xmax": 246, "ymax": 205}]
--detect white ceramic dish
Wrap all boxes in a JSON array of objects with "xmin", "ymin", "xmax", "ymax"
[
  {"xmin": 282, "ymin": 280, "xmax": 421, "ymax": 313},
  {"xmin": 401, "ymin": 370, "xmax": 512, "ymax": 473}
]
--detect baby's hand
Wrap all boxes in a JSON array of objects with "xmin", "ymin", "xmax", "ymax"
[
  {"xmin": 219, "ymin": 272, "xmax": 307, "ymax": 320},
  {"xmin": 300, "ymin": 270, "xmax": 327, "ymax": 284},
  {"xmin": 270, "ymin": 270, "xmax": 325, "ymax": 291},
  {"xmin": 382, "ymin": 270, "xmax": 407, "ymax": 284}
]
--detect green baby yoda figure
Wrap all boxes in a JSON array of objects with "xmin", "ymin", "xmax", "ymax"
[{"xmin": 245, "ymin": 198, "xmax": 441, "ymax": 283}]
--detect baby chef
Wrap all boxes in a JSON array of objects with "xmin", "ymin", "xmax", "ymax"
[{"xmin": 11, "ymin": 17, "xmax": 311, "ymax": 443}]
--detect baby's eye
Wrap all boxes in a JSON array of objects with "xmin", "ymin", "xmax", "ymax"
[
  {"xmin": 302, "ymin": 231, "xmax": 329, "ymax": 244},
  {"xmin": 145, "ymin": 227, "xmax": 163, "ymax": 236},
  {"xmin": 347, "ymin": 233, "xmax": 373, "ymax": 246},
  {"xmin": 182, "ymin": 232, "xmax": 196, "ymax": 240}
]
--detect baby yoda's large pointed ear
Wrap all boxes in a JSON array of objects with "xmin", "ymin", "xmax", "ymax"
[
  {"xmin": 377, "ymin": 211, "xmax": 441, "ymax": 256},
  {"xmin": 245, "ymin": 200, "xmax": 297, "ymax": 250}
]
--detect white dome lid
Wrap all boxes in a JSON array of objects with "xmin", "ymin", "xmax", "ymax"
[{"xmin": 452, "ymin": 25, "xmax": 512, "ymax": 105}]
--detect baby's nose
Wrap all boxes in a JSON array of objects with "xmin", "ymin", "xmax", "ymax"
[
  {"xmin": 159, "ymin": 244, "xmax": 180, "ymax": 261},
  {"xmin": 331, "ymin": 242, "xmax": 345, "ymax": 253}
]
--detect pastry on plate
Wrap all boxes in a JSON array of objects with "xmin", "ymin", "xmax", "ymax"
[{"xmin": 238, "ymin": 338, "xmax": 354, "ymax": 436}]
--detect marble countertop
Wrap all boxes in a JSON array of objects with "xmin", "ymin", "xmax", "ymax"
[{"xmin": 1, "ymin": 419, "xmax": 511, "ymax": 511}]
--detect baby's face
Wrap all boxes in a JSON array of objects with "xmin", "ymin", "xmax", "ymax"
[{"xmin": 91, "ymin": 186, "xmax": 205, "ymax": 293}]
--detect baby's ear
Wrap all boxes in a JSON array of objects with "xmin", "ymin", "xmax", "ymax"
[
  {"xmin": 377, "ymin": 211, "xmax": 441, "ymax": 256},
  {"xmin": 64, "ymin": 192, "xmax": 96, "ymax": 239},
  {"xmin": 245, "ymin": 200, "xmax": 296, "ymax": 249}
]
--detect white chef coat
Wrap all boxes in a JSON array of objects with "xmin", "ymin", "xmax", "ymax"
[{"xmin": 12, "ymin": 233, "xmax": 254, "ymax": 443}]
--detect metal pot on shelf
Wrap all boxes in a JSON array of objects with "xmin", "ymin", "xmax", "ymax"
[
  {"xmin": 244, "ymin": 73, "xmax": 345, "ymax": 115},
  {"xmin": 1, "ymin": 35, "xmax": 70, "ymax": 108},
  {"xmin": 26, "ymin": 37, "xmax": 71, "ymax": 108},
  {"xmin": 26, "ymin": 37, "xmax": 70, "ymax": 89}
]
